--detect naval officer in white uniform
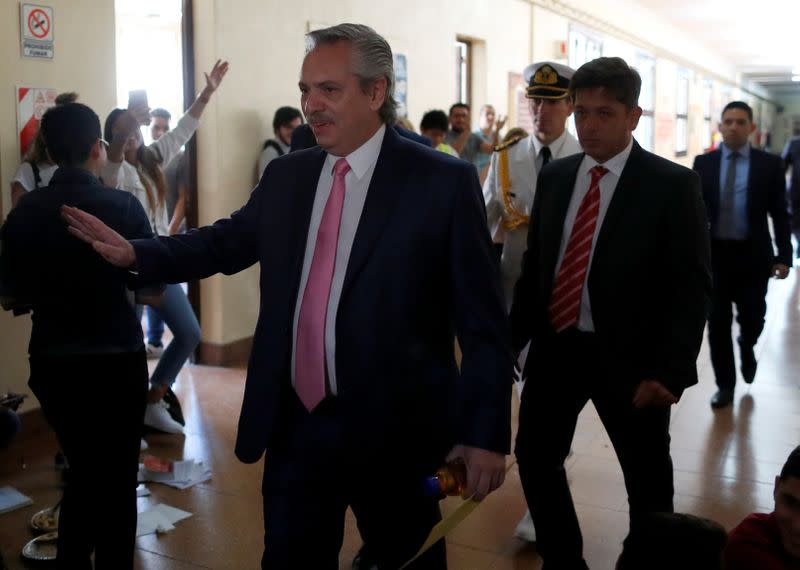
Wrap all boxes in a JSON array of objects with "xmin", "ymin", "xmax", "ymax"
[
  {"xmin": 483, "ymin": 60, "xmax": 582, "ymax": 543},
  {"xmin": 483, "ymin": 61, "xmax": 582, "ymax": 308}
]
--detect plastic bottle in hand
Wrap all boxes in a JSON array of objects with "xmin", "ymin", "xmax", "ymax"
[{"xmin": 423, "ymin": 459, "xmax": 467, "ymax": 498}]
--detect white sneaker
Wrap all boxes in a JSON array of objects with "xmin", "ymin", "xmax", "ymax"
[
  {"xmin": 140, "ymin": 438, "xmax": 149, "ymax": 451},
  {"xmin": 146, "ymin": 343, "xmax": 164, "ymax": 359},
  {"xmin": 144, "ymin": 400, "xmax": 184, "ymax": 434},
  {"xmin": 514, "ymin": 510, "xmax": 537, "ymax": 542}
]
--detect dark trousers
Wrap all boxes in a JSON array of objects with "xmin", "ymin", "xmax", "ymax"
[
  {"xmin": 789, "ymin": 183, "xmax": 800, "ymax": 244},
  {"xmin": 515, "ymin": 330, "xmax": 673, "ymax": 568},
  {"xmin": 708, "ymin": 240, "xmax": 770, "ymax": 392},
  {"xmin": 261, "ymin": 393, "xmax": 446, "ymax": 570},
  {"xmin": 29, "ymin": 350, "xmax": 148, "ymax": 570}
]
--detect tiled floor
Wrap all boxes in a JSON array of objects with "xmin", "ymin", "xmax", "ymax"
[{"xmin": 1, "ymin": 271, "xmax": 799, "ymax": 568}]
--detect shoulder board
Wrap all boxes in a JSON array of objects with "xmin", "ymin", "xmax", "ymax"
[{"xmin": 494, "ymin": 135, "xmax": 525, "ymax": 153}]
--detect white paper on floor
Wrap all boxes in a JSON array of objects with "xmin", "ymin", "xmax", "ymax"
[
  {"xmin": 0, "ymin": 486, "xmax": 33, "ymax": 515},
  {"xmin": 136, "ymin": 503, "xmax": 192, "ymax": 537},
  {"xmin": 138, "ymin": 459, "xmax": 211, "ymax": 489},
  {"xmin": 136, "ymin": 484, "xmax": 150, "ymax": 497}
]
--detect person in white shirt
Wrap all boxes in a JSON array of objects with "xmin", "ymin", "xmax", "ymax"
[
  {"xmin": 483, "ymin": 61, "xmax": 583, "ymax": 544},
  {"xmin": 101, "ymin": 60, "xmax": 229, "ymax": 436},
  {"xmin": 10, "ymin": 92, "xmax": 81, "ymax": 208}
]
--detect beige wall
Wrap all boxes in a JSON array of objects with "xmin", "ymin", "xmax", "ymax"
[
  {"xmin": 0, "ymin": 0, "xmax": 117, "ymax": 407},
  {"xmin": 190, "ymin": 0, "xmax": 535, "ymax": 346}
]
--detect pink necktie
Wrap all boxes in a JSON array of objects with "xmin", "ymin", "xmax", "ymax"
[
  {"xmin": 295, "ymin": 158, "xmax": 351, "ymax": 411},
  {"xmin": 548, "ymin": 165, "xmax": 608, "ymax": 333}
]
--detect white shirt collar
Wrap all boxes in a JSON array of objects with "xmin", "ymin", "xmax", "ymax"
[
  {"xmin": 581, "ymin": 137, "xmax": 635, "ymax": 178},
  {"xmin": 325, "ymin": 124, "xmax": 386, "ymax": 179},
  {"xmin": 531, "ymin": 129, "xmax": 569, "ymax": 158}
]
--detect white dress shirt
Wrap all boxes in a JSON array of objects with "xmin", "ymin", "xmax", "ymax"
[
  {"xmin": 553, "ymin": 137, "xmax": 634, "ymax": 332},
  {"xmin": 531, "ymin": 129, "xmax": 572, "ymax": 173},
  {"xmin": 291, "ymin": 124, "xmax": 386, "ymax": 395}
]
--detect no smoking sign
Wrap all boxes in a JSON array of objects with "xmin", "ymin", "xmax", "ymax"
[{"xmin": 21, "ymin": 4, "xmax": 54, "ymax": 59}]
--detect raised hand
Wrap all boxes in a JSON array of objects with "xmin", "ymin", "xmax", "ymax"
[
  {"xmin": 203, "ymin": 59, "xmax": 229, "ymax": 94},
  {"xmin": 60, "ymin": 206, "xmax": 137, "ymax": 268}
]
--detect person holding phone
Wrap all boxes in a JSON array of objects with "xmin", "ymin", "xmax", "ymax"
[{"xmin": 102, "ymin": 60, "xmax": 229, "ymax": 434}]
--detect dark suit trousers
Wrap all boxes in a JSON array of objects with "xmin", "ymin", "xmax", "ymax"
[
  {"xmin": 515, "ymin": 330, "xmax": 673, "ymax": 568},
  {"xmin": 261, "ymin": 392, "xmax": 445, "ymax": 570},
  {"xmin": 708, "ymin": 240, "xmax": 770, "ymax": 391},
  {"xmin": 29, "ymin": 350, "xmax": 148, "ymax": 570}
]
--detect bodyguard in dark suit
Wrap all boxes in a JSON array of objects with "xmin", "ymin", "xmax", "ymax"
[
  {"xmin": 510, "ymin": 57, "xmax": 711, "ymax": 569},
  {"xmin": 693, "ymin": 101, "xmax": 791, "ymax": 409},
  {"xmin": 62, "ymin": 24, "xmax": 511, "ymax": 570},
  {"xmin": 783, "ymin": 132, "xmax": 800, "ymax": 246}
]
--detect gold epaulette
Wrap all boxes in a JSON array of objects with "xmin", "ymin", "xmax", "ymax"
[
  {"xmin": 493, "ymin": 134, "xmax": 525, "ymax": 153},
  {"xmin": 497, "ymin": 137, "xmax": 529, "ymax": 231}
]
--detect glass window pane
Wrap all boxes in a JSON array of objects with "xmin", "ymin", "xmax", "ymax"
[
  {"xmin": 676, "ymin": 117, "xmax": 688, "ymax": 153},
  {"xmin": 634, "ymin": 115, "xmax": 654, "ymax": 152}
]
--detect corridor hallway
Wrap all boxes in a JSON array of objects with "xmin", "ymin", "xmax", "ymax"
[{"xmin": 1, "ymin": 271, "xmax": 799, "ymax": 569}]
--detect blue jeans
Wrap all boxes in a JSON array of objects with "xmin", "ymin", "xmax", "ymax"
[
  {"xmin": 146, "ymin": 306, "xmax": 165, "ymax": 346},
  {"xmin": 138, "ymin": 284, "xmax": 201, "ymax": 388}
]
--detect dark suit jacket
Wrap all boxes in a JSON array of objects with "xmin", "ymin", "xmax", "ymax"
[
  {"xmin": 132, "ymin": 126, "xmax": 512, "ymax": 470},
  {"xmin": 290, "ymin": 122, "xmax": 431, "ymax": 152},
  {"xmin": 693, "ymin": 147, "xmax": 792, "ymax": 268},
  {"xmin": 0, "ymin": 167, "xmax": 156, "ymax": 356},
  {"xmin": 785, "ymin": 137, "xmax": 800, "ymax": 193},
  {"xmin": 510, "ymin": 141, "xmax": 712, "ymax": 398}
]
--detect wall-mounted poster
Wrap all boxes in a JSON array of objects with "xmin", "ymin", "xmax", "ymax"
[
  {"xmin": 17, "ymin": 86, "xmax": 58, "ymax": 159},
  {"xmin": 393, "ymin": 53, "xmax": 408, "ymax": 118}
]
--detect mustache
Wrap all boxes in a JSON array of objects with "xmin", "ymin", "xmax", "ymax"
[{"xmin": 307, "ymin": 113, "xmax": 334, "ymax": 124}]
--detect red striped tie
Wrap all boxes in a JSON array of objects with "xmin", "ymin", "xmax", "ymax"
[{"xmin": 548, "ymin": 165, "xmax": 609, "ymax": 333}]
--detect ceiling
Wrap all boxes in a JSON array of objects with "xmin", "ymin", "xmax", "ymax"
[{"xmin": 634, "ymin": 0, "xmax": 800, "ymax": 98}]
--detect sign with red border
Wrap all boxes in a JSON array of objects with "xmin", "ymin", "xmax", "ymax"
[
  {"xmin": 16, "ymin": 87, "xmax": 58, "ymax": 159},
  {"xmin": 21, "ymin": 4, "xmax": 54, "ymax": 59}
]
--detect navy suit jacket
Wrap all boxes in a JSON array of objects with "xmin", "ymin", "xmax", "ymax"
[
  {"xmin": 693, "ymin": 147, "xmax": 792, "ymax": 267},
  {"xmin": 132, "ymin": 126, "xmax": 512, "ymax": 469}
]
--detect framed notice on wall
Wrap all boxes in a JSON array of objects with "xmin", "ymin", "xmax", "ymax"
[
  {"xmin": 393, "ymin": 53, "xmax": 408, "ymax": 118},
  {"xmin": 20, "ymin": 4, "xmax": 54, "ymax": 59},
  {"xmin": 17, "ymin": 86, "xmax": 57, "ymax": 159}
]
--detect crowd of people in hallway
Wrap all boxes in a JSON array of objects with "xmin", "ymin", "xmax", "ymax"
[{"xmin": 2, "ymin": 19, "xmax": 800, "ymax": 570}]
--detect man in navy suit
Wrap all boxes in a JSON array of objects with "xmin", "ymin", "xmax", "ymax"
[
  {"xmin": 62, "ymin": 23, "xmax": 511, "ymax": 569},
  {"xmin": 693, "ymin": 101, "xmax": 792, "ymax": 409}
]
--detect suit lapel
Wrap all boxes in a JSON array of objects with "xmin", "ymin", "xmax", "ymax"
[
  {"xmin": 287, "ymin": 148, "xmax": 327, "ymax": 310},
  {"xmin": 340, "ymin": 127, "xmax": 405, "ymax": 300},
  {"xmin": 745, "ymin": 148, "xmax": 758, "ymax": 222},
  {"xmin": 593, "ymin": 141, "xmax": 646, "ymax": 261},
  {"xmin": 707, "ymin": 150, "xmax": 722, "ymax": 224}
]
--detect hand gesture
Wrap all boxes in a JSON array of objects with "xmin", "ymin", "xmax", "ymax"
[
  {"xmin": 203, "ymin": 60, "xmax": 230, "ymax": 95},
  {"xmin": 494, "ymin": 114, "xmax": 507, "ymax": 132},
  {"xmin": 772, "ymin": 264, "xmax": 790, "ymax": 279},
  {"xmin": 60, "ymin": 206, "xmax": 137, "ymax": 268},
  {"xmin": 446, "ymin": 444, "xmax": 506, "ymax": 501},
  {"xmin": 114, "ymin": 110, "xmax": 146, "ymax": 140},
  {"xmin": 633, "ymin": 379, "xmax": 678, "ymax": 408}
]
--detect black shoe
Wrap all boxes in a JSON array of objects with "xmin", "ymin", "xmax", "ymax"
[
  {"xmin": 739, "ymin": 340, "xmax": 757, "ymax": 384},
  {"xmin": 162, "ymin": 388, "xmax": 185, "ymax": 426},
  {"xmin": 352, "ymin": 544, "xmax": 377, "ymax": 570},
  {"xmin": 711, "ymin": 390, "xmax": 734, "ymax": 409}
]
